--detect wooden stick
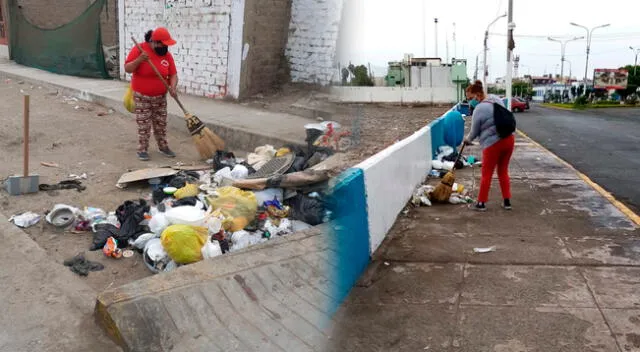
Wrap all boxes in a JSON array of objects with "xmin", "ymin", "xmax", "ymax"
[
  {"xmin": 23, "ymin": 95, "xmax": 29, "ymax": 177},
  {"xmin": 131, "ymin": 37, "xmax": 188, "ymax": 115}
]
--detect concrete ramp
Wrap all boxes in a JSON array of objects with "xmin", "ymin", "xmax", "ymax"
[{"xmin": 95, "ymin": 226, "xmax": 337, "ymax": 352}]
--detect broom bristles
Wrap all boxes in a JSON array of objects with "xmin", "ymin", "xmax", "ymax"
[{"xmin": 185, "ymin": 112, "xmax": 226, "ymax": 160}]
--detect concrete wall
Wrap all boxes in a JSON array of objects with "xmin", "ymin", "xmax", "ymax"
[
  {"xmin": 410, "ymin": 65, "xmax": 455, "ymax": 89},
  {"xmin": 331, "ymin": 86, "xmax": 457, "ymax": 104},
  {"xmin": 15, "ymin": 0, "xmax": 119, "ymax": 77},
  {"xmin": 239, "ymin": 0, "xmax": 292, "ymax": 98},
  {"xmin": 121, "ymin": 0, "xmax": 232, "ymax": 98},
  {"xmin": 284, "ymin": 0, "xmax": 342, "ymax": 85},
  {"xmin": 328, "ymin": 106, "xmax": 454, "ymax": 312}
]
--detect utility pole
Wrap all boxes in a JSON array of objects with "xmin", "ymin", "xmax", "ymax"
[
  {"xmin": 548, "ymin": 36, "xmax": 583, "ymax": 91},
  {"xmin": 505, "ymin": 0, "xmax": 515, "ymax": 112},
  {"xmin": 483, "ymin": 13, "xmax": 507, "ymax": 94},
  {"xmin": 453, "ymin": 22, "xmax": 457, "ymax": 59},
  {"xmin": 422, "ymin": 0, "xmax": 426, "ymax": 57},
  {"xmin": 630, "ymin": 46, "xmax": 640, "ymax": 76},
  {"xmin": 474, "ymin": 55, "xmax": 479, "ymax": 81},
  {"xmin": 570, "ymin": 22, "xmax": 610, "ymax": 93},
  {"xmin": 434, "ymin": 18, "xmax": 439, "ymax": 58},
  {"xmin": 446, "ymin": 29, "xmax": 450, "ymax": 64}
]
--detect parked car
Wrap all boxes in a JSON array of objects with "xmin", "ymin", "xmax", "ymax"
[
  {"xmin": 514, "ymin": 97, "xmax": 530, "ymax": 110},
  {"xmin": 501, "ymin": 97, "xmax": 527, "ymax": 112}
]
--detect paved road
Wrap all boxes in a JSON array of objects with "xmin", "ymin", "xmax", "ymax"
[{"xmin": 516, "ymin": 105, "xmax": 640, "ymax": 213}]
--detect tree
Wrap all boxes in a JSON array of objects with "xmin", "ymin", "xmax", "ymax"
[
  {"xmin": 348, "ymin": 64, "xmax": 374, "ymax": 87},
  {"xmin": 615, "ymin": 65, "xmax": 639, "ymax": 99},
  {"xmin": 341, "ymin": 68, "xmax": 349, "ymax": 86}
]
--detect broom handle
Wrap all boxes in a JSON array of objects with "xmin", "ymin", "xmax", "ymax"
[
  {"xmin": 23, "ymin": 95, "xmax": 29, "ymax": 177},
  {"xmin": 131, "ymin": 37, "xmax": 189, "ymax": 115}
]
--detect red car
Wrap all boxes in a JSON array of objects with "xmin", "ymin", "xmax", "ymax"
[{"xmin": 501, "ymin": 97, "xmax": 527, "ymax": 112}]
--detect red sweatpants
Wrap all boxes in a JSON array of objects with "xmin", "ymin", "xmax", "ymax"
[{"xmin": 478, "ymin": 134, "xmax": 515, "ymax": 203}]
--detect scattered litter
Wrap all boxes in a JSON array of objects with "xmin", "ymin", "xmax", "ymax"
[
  {"xmin": 40, "ymin": 162, "xmax": 60, "ymax": 168},
  {"xmin": 39, "ymin": 180, "xmax": 86, "ymax": 192},
  {"xmin": 9, "ymin": 212, "xmax": 42, "ymax": 228},
  {"xmin": 122, "ymin": 249, "xmax": 135, "ymax": 258},
  {"xmin": 473, "ymin": 246, "xmax": 497, "ymax": 253},
  {"xmin": 69, "ymin": 173, "xmax": 88, "ymax": 180},
  {"xmin": 384, "ymin": 262, "xmax": 390, "ymax": 266},
  {"xmin": 63, "ymin": 254, "xmax": 104, "ymax": 276},
  {"xmin": 103, "ymin": 237, "xmax": 123, "ymax": 258},
  {"xmin": 46, "ymin": 204, "xmax": 80, "ymax": 228}
]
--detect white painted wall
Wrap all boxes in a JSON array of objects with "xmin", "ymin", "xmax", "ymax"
[
  {"xmin": 0, "ymin": 45, "xmax": 8, "ymax": 59},
  {"xmin": 121, "ymin": 0, "xmax": 232, "ymax": 98},
  {"xmin": 410, "ymin": 65, "xmax": 455, "ymax": 89},
  {"xmin": 285, "ymin": 0, "xmax": 343, "ymax": 85},
  {"xmin": 331, "ymin": 86, "xmax": 457, "ymax": 104},
  {"xmin": 357, "ymin": 125, "xmax": 433, "ymax": 254}
]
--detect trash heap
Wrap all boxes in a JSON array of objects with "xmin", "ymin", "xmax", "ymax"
[
  {"xmin": 9, "ymin": 123, "xmax": 347, "ymax": 277},
  {"xmin": 411, "ymin": 145, "xmax": 481, "ymax": 207}
]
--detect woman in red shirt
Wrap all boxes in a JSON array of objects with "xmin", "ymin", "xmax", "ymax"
[{"xmin": 124, "ymin": 27, "xmax": 178, "ymax": 161}]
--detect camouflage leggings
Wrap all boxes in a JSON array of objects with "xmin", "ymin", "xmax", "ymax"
[{"xmin": 134, "ymin": 92, "xmax": 168, "ymax": 152}]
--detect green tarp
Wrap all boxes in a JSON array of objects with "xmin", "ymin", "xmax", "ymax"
[{"xmin": 9, "ymin": 0, "xmax": 110, "ymax": 79}]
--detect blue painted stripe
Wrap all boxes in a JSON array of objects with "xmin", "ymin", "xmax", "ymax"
[{"xmin": 327, "ymin": 168, "xmax": 370, "ymax": 315}]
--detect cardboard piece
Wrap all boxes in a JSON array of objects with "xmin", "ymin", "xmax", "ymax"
[{"xmin": 116, "ymin": 168, "xmax": 179, "ymax": 186}]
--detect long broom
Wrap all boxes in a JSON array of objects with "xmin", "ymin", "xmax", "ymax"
[
  {"xmin": 430, "ymin": 142, "xmax": 467, "ymax": 203},
  {"xmin": 131, "ymin": 37, "xmax": 225, "ymax": 160}
]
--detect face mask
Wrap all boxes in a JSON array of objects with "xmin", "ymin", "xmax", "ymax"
[
  {"xmin": 469, "ymin": 98, "xmax": 479, "ymax": 108},
  {"xmin": 154, "ymin": 45, "xmax": 168, "ymax": 56}
]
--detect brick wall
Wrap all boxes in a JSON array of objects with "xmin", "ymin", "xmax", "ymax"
[
  {"xmin": 239, "ymin": 0, "xmax": 291, "ymax": 98},
  {"xmin": 285, "ymin": 0, "xmax": 343, "ymax": 85},
  {"xmin": 122, "ymin": 0, "xmax": 232, "ymax": 98},
  {"xmin": 15, "ymin": 0, "xmax": 119, "ymax": 76}
]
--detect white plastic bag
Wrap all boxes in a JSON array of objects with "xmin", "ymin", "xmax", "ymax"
[
  {"xmin": 230, "ymin": 164, "xmax": 249, "ymax": 179},
  {"xmin": 10, "ymin": 212, "xmax": 41, "ymax": 228},
  {"xmin": 165, "ymin": 206, "xmax": 206, "ymax": 226},
  {"xmin": 148, "ymin": 212, "xmax": 170, "ymax": 235},
  {"xmin": 201, "ymin": 240, "xmax": 223, "ymax": 259},
  {"xmin": 131, "ymin": 232, "xmax": 158, "ymax": 250},
  {"xmin": 264, "ymin": 218, "xmax": 293, "ymax": 237}
]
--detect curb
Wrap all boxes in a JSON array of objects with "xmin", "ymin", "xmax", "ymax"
[
  {"xmin": 0, "ymin": 69, "xmax": 305, "ymax": 151},
  {"xmin": 517, "ymin": 129, "xmax": 640, "ymax": 226},
  {"xmin": 540, "ymin": 104, "xmax": 575, "ymax": 111}
]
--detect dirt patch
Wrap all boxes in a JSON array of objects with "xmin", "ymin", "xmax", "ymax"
[
  {"xmin": 240, "ymin": 84, "xmax": 450, "ymax": 167},
  {"xmin": 0, "ymin": 77, "xmax": 226, "ymax": 292}
]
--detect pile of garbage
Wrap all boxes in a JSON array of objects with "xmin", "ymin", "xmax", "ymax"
[
  {"xmin": 410, "ymin": 145, "xmax": 481, "ymax": 207},
  {"xmin": 9, "ymin": 127, "xmax": 346, "ymax": 276}
]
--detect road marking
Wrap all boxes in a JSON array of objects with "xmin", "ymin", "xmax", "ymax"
[{"xmin": 517, "ymin": 129, "xmax": 640, "ymax": 227}]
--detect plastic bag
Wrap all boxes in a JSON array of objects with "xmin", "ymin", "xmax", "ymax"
[
  {"xmin": 165, "ymin": 206, "xmax": 206, "ymax": 226},
  {"xmin": 123, "ymin": 85, "xmax": 135, "ymax": 113},
  {"xmin": 160, "ymin": 224, "xmax": 209, "ymax": 264},
  {"xmin": 10, "ymin": 212, "xmax": 42, "ymax": 228},
  {"xmin": 174, "ymin": 183, "xmax": 199, "ymax": 200},
  {"xmin": 148, "ymin": 212, "xmax": 170, "ymax": 235},
  {"xmin": 207, "ymin": 186, "xmax": 258, "ymax": 232},
  {"xmin": 201, "ymin": 240, "xmax": 223, "ymax": 259}
]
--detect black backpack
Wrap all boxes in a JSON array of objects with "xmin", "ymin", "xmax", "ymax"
[{"xmin": 492, "ymin": 102, "xmax": 516, "ymax": 138}]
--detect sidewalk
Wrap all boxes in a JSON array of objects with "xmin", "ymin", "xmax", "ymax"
[
  {"xmin": 328, "ymin": 135, "xmax": 640, "ymax": 351},
  {"xmin": 0, "ymin": 211, "xmax": 121, "ymax": 352},
  {"xmin": 0, "ymin": 60, "xmax": 310, "ymax": 150}
]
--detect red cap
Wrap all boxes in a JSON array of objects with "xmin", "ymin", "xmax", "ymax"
[{"xmin": 151, "ymin": 27, "xmax": 177, "ymax": 46}]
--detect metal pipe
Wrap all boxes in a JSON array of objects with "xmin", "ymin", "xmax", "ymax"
[{"xmin": 505, "ymin": 0, "xmax": 514, "ymax": 112}]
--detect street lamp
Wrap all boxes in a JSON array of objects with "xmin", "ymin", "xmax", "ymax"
[
  {"xmin": 570, "ymin": 22, "xmax": 610, "ymax": 92},
  {"xmin": 548, "ymin": 36, "xmax": 584, "ymax": 87},
  {"xmin": 630, "ymin": 46, "xmax": 640, "ymax": 76},
  {"xmin": 483, "ymin": 13, "xmax": 507, "ymax": 94}
]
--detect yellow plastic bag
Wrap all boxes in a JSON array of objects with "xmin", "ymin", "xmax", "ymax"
[
  {"xmin": 174, "ymin": 183, "xmax": 199, "ymax": 200},
  {"xmin": 207, "ymin": 186, "xmax": 258, "ymax": 232},
  {"xmin": 123, "ymin": 85, "xmax": 135, "ymax": 113},
  {"xmin": 160, "ymin": 224, "xmax": 208, "ymax": 264}
]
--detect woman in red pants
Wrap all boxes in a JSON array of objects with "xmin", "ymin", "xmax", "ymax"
[{"xmin": 464, "ymin": 80, "xmax": 515, "ymax": 211}]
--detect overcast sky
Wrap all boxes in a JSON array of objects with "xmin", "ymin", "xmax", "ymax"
[{"xmin": 337, "ymin": 0, "xmax": 640, "ymax": 80}]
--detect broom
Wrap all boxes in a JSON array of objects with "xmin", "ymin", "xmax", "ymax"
[
  {"xmin": 430, "ymin": 142, "xmax": 467, "ymax": 203},
  {"xmin": 131, "ymin": 37, "xmax": 225, "ymax": 160}
]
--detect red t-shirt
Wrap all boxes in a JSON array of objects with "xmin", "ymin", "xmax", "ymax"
[{"xmin": 125, "ymin": 42, "xmax": 177, "ymax": 97}]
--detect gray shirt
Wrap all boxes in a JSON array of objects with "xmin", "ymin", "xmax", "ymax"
[{"xmin": 466, "ymin": 94, "xmax": 505, "ymax": 149}]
